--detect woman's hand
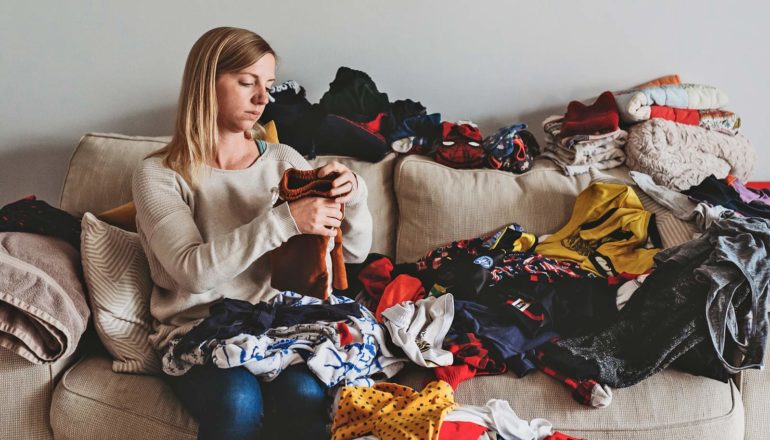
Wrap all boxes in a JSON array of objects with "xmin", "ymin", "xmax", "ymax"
[
  {"xmin": 318, "ymin": 161, "xmax": 358, "ymax": 204},
  {"xmin": 288, "ymin": 197, "xmax": 342, "ymax": 237}
]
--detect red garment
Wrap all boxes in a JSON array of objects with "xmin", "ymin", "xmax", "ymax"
[
  {"xmin": 374, "ymin": 274, "xmax": 426, "ymax": 322},
  {"xmin": 337, "ymin": 322, "xmax": 353, "ymax": 346},
  {"xmin": 534, "ymin": 352, "xmax": 603, "ymax": 408},
  {"xmin": 358, "ymin": 112, "xmax": 389, "ymax": 135},
  {"xmin": 434, "ymin": 122, "xmax": 486, "ymax": 169},
  {"xmin": 560, "ymin": 91, "xmax": 619, "ymax": 137},
  {"xmin": 435, "ymin": 364, "xmax": 477, "ymax": 390},
  {"xmin": 747, "ymin": 181, "xmax": 770, "ymax": 190},
  {"xmin": 439, "ymin": 421, "xmax": 488, "ymax": 440},
  {"xmin": 435, "ymin": 333, "xmax": 507, "ymax": 389},
  {"xmin": 357, "ymin": 257, "xmax": 394, "ymax": 302},
  {"xmin": 649, "ymin": 105, "xmax": 700, "ymax": 125},
  {"xmin": 545, "ymin": 432, "xmax": 585, "ymax": 440},
  {"xmin": 607, "ymin": 270, "xmax": 652, "ymax": 286}
]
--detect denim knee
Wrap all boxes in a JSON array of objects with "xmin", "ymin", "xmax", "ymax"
[
  {"xmin": 262, "ymin": 365, "xmax": 329, "ymax": 438},
  {"xmin": 270, "ymin": 365, "xmax": 327, "ymax": 410},
  {"xmin": 167, "ymin": 366, "xmax": 265, "ymax": 440}
]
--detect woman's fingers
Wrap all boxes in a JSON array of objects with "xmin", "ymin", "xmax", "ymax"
[
  {"xmin": 329, "ymin": 180, "xmax": 353, "ymax": 197},
  {"xmin": 318, "ymin": 161, "xmax": 358, "ymax": 203}
]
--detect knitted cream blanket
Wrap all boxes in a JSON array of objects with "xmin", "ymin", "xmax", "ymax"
[{"xmin": 625, "ymin": 119, "xmax": 755, "ymax": 191}]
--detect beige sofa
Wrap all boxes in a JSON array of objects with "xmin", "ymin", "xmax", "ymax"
[{"xmin": 2, "ymin": 132, "xmax": 768, "ymax": 439}]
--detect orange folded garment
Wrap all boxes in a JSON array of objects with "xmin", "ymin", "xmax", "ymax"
[{"xmin": 270, "ymin": 168, "xmax": 348, "ymax": 299}]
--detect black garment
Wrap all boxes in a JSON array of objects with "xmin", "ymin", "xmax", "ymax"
[
  {"xmin": 431, "ymin": 253, "xmax": 497, "ymax": 300},
  {"xmin": 540, "ymin": 216, "xmax": 770, "ymax": 388},
  {"xmin": 451, "ymin": 299, "xmax": 557, "ymax": 376},
  {"xmin": 482, "ymin": 277, "xmax": 617, "ymax": 338},
  {"xmin": 173, "ymin": 298, "xmax": 362, "ymax": 357},
  {"xmin": 314, "ymin": 114, "xmax": 390, "ymax": 162},
  {"xmin": 684, "ymin": 175, "xmax": 770, "ymax": 219},
  {"xmin": 273, "ymin": 302, "xmax": 362, "ymax": 328},
  {"xmin": 389, "ymin": 112, "xmax": 442, "ymax": 147},
  {"xmin": 319, "ymin": 67, "xmax": 390, "ymax": 119},
  {"xmin": 259, "ymin": 82, "xmax": 325, "ymax": 157},
  {"xmin": 0, "ymin": 196, "xmax": 81, "ymax": 249},
  {"xmin": 671, "ymin": 339, "xmax": 730, "ymax": 383}
]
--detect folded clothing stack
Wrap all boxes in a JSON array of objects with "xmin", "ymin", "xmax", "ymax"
[
  {"xmin": 614, "ymin": 80, "xmax": 740, "ymax": 135},
  {"xmin": 541, "ymin": 109, "xmax": 627, "ymax": 176}
]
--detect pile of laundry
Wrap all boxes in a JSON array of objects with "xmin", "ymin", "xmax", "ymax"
[
  {"xmin": 259, "ymin": 66, "xmax": 541, "ymax": 173},
  {"xmin": 157, "ymin": 166, "xmax": 770, "ymax": 437},
  {"xmin": 541, "ymin": 74, "xmax": 756, "ymax": 185}
]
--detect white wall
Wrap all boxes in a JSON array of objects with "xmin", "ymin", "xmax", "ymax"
[{"xmin": 2, "ymin": 1, "xmax": 768, "ymax": 205}]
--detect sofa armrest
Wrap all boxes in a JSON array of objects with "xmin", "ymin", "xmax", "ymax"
[
  {"xmin": 1, "ymin": 348, "xmax": 80, "ymax": 440},
  {"xmin": 738, "ymin": 313, "xmax": 770, "ymax": 439}
]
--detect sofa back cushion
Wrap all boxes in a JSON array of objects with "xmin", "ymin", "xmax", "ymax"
[
  {"xmin": 60, "ymin": 133, "xmax": 169, "ymax": 218},
  {"xmin": 60, "ymin": 133, "xmax": 397, "ymax": 257},
  {"xmin": 393, "ymin": 155, "xmax": 632, "ymax": 263}
]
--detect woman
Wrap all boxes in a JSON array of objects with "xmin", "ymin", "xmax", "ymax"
[{"xmin": 132, "ymin": 27, "xmax": 373, "ymax": 439}]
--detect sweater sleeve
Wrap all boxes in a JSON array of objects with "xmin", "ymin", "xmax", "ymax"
[
  {"xmin": 132, "ymin": 159, "xmax": 301, "ymax": 294},
  {"xmin": 341, "ymin": 174, "xmax": 373, "ymax": 263}
]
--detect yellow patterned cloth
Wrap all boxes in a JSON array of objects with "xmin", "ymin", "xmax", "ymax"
[
  {"xmin": 331, "ymin": 380, "xmax": 457, "ymax": 440},
  {"xmin": 536, "ymin": 182, "xmax": 660, "ymax": 277}
]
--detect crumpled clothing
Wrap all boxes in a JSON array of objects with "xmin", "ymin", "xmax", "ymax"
[
  {"xmin": 162, "ymin": 292, "xmax": 406, "ymax": 387},
  {"xmin": 541, "ymin": 216, "xmax": 770, "ymax": 388},
  {"xmin": 319, "ymin": 67, "xmax": 390, "ymax": 120},
  {"xmin": 332, "ymin": 380, "xmax": 457, "ymax": 440},
  {"xmin": 211, "ymin": 298, "xmax": 406, "ymax": 387},
  {"xmin": 444, "ymin": 399, "xmax": 554, "ymax": 440}
]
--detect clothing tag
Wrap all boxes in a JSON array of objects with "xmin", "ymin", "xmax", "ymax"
[
  {"xmin": 430, "ymin": 283, "xmax": 447, "ymax": 297},
  {"xmin": 270, "ymin": 186, "xmax": 281, "ymax": 205},
  {"xmin": 510, "ymin": 298, "xmax": 531, "ymax": 312}
]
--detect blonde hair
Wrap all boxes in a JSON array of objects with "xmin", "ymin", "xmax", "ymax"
[{"xmin": 150, "ymin": 27, "xmax": 275, "ymax": 185}]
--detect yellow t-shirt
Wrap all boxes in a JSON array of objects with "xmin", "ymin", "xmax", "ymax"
[{"xmin": 536, "ymin": 182, "xmax": 660, "ymax": 277}]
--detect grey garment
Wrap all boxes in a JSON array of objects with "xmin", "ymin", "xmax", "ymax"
[
  {"xmin": 630, "ymin": 170, "xmax": 734, "ymax": 230},
  {"xmin": 658, "ymin": 216, "xmax": 770, "ymax": 373},
  {"xmin": 551, "ymin": 216, "xmax": 770, "ymax": 387}
]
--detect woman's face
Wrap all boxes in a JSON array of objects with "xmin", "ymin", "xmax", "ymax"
[{"xmin": 215, "ymin": 53, "xmax": 276, "ymax": 134}]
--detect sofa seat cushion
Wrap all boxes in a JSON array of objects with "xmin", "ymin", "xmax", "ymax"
[
  {"xmin": 395, "ymin": 366, "xmax": 744, "ymax": 440},
  {"xmin": 51, "ymin": 353, "xmax": 744, "ymax": 440},
  {"xmin": 50, "ymin": 353, "xmax": 197, "ymax": 440}
]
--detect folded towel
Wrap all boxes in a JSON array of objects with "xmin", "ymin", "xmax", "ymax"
[{"xmin": 0, "ymin": 232, "xmax": 89, "ymax": 363}]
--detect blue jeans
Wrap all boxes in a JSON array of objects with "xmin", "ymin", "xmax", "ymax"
[{"xmin": 164, "ymin": 364, "xmax": 329, "ymax": 440}]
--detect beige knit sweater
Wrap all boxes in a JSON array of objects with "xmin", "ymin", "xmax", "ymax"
[{"xmin": 131, "ymin": 143, "xmax": 372, "ymax": 351}]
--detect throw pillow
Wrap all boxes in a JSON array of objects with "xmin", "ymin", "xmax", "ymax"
[{"xmin": 80, "ymin": 212, "xmax": 160, "ymax": 374}]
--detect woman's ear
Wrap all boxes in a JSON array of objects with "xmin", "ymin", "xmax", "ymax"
[{"xmin": 244, "ymin": 129, "xmax": 254, "ymax": 140}]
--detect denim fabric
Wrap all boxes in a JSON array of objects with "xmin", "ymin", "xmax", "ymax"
[{"xmin": 164, "ymin": 363, "xmax": 329, "ymax": 440}]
